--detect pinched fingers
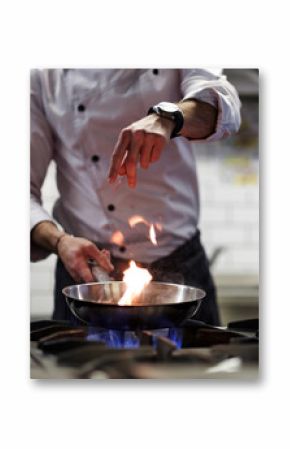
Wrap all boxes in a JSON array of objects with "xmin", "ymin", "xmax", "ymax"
[
  {"xmin": 57, "ymin": 236, "xmax": 114, "ymax": 283},
  {"xmin": 109, "ymin": 126, "xmax": 166, "ymax": 187},
  {"xmin": 101, "ymin": 248, "xmax": 111, "ymax": 261},
  {"xmin": 85, "ymin": 243, "xmax": 114, "ymax": 272}
]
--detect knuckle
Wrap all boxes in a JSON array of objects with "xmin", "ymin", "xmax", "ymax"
[
  {"xmin": 143, "ymin": 132, "xmax": 154, "ymax": 143},
  {"xmin": 156, "ymin": 133, "xmax": 165, "ymax": 143},
  {"xmin": 132, "ymin": 129, "xmax": 143, "ymax": 140},
  {"xmin": 121, "ymin": 128, "xmax": 130, "ymax": 138},
  {"xmin": 84, "ymin": 241, "xmax": 94, "ymax": 250}
]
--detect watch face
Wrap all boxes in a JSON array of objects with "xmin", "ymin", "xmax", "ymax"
[{"xmin": 158, "ymin": 102, "xmax": 179, "ymax": 113}]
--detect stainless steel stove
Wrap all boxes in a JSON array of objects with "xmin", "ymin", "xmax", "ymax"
[{"xmin": 30, "ymin": 319, "xmax": 259, "ymax": 379}]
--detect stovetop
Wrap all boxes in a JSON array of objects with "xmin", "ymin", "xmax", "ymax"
[{"xmin": 30, "ymin": 318, "xmax": 259, "ymax": 379}]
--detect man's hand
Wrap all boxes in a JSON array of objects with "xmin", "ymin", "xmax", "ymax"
[
  {"xmin": 108, "ymin": 100, "xmax": 217, "ymax": 188},
  {"xmin": 57, "ymin": 235, "xmax": 114, "ymax": 283},
  {"xmin": 108, "ymin": 114, "xmax": 175, "ymax": 188},
  {"xmin": 31, "ymin": 221, "xmax": 114, "ymax": 282}
]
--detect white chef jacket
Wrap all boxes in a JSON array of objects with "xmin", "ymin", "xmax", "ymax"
[{"xmin": 30, "ymin": 69, "xmax": 241, "ymax": 263}]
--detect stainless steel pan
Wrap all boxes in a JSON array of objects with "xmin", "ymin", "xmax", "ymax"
[{"xmin": 62, "ymin": 281, "xmax": 206, "ymax": 330}]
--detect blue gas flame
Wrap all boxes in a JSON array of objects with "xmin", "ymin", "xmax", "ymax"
[
  {"xmin": 86, "ymin": 327, "xmax": 140, "ymax": 348},
  {"xmin": 149, "ymin": 328, "xmax": 183, "ymax": 349},
  {"xmin": 168, "ymin": 328, "xmax": 183, "ymax": 348},
  {"xmin": 86, "ymin": 327, "xmax": 183, "ymax": 349}
]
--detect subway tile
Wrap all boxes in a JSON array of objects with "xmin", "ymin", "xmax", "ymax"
[
  {"xmin": 230, "ymin": 208, "xmax": 259, "ymax": 224},
  {"xmin": 31, "ymin": 295, "xmax": 53, "ymax": 316}
]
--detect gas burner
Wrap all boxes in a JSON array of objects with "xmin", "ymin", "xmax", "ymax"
[{"xmin": 30, "ymin": 319, "xmax": 259, "ymax": 379}]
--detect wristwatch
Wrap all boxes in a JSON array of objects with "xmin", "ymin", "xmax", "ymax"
[{"xmin": 147, "ymin": 101, "xmax": 184, "ymax": 138}]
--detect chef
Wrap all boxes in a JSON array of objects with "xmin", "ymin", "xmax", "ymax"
[{"xmin": 30, "ymin": 69, "xmax": 241, "ymax": 325}]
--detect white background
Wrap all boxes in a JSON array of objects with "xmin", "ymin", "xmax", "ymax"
[{"xmin": 0, "ymin": 1, "xmax": 289, "ymax": 448}]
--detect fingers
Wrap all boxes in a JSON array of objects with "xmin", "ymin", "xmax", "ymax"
[
  {"xmin": 150, "ymin": 140, "xmax": 163, "ymax": 163},
  {"xmin": 66, "ymin": 267, "xmax": 80, "ymax": 282},
  {"xmin": 65, "ymin": 262, "xmax": 92, "ymax": 283},
  {"xmin": 108, "ymin": 130, "xmax": 130, "ymax": 183},
  {"xmin": 101, "ymin": 249, "xmax": 111, "ymax": 263},
  {"xmin": 101, "ymin": 248, "xmax": 110, "ymax": 258},
  {"xmin": 58, "ymin": 236, "xmax": 114, "ymax": 283},
  {"xmin": 78, "ymin": 263, "xmax": 94, "ymax": 283},
  {"xmin": 85, "ymin": 243, "xmax": 114, "ymax": 272},
  {"xmin": 109, "ymin": 127, "xmax": 165, "ymax": 187},
  {"xmin": 140, "ymin": 133, "xmax": 165, "ymax": 168},
  {"xmin": 125, "ymin": 131, "xmax": 143, "ymax": 188},
  {"xmin": 140, "ymin": 145, "xmax": 152, "ymax": 170}
]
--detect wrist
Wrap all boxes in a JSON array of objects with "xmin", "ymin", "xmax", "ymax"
[
  {"xmin": 153, "ymin": 114, "xmax": 176, "ymax": 134},
  {"xmin": 54, "ymin": 233, "xmax": 75, "ymax": 255},
  {"xmin": 147, "ymin": 102, "xmax": 184, "ymax": 138},
  {"xmin": 54, "ymin": 232, "xmax": 68, "ymax": 255},
  {"xmin": 31, "ymin": 221, "xmax": 64, "ymax": 253}
]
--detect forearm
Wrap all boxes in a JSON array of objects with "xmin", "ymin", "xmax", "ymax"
[
  {"xmin": 178, "ymin": 99, "xmax": 217, "ymax": 140},
  {"xmin": 31, "ymin": 220, "xmax": 66, "ymax": 254}
]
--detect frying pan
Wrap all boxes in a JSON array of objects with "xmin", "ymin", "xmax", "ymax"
[{"xmin": 62, "ymin": 281, "xmax": 206, "ymax": 330}]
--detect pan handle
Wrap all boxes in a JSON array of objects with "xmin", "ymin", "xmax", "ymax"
[{"xmin": 87, "ymin": 258, "xmax": 112, "ymax": 282}]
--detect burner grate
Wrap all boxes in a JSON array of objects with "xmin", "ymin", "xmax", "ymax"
[{"xmin": 30, "ymin": 319, "xmax": 259, "ymax": 379}]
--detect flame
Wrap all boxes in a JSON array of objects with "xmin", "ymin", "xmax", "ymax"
[
  {"xmin": 110, "ymin": 230, "xmax": 125, "ymax": 246},
  {"xmin": 118, "ymin": 260, "xmax": 152, "ymax": 305},
  {"xmin": 149, "ymin": 224, "xmax": 157, "ymax": 246},
  {"xmin": 128, "ymin": 215, "xmax": 149, "ymax": 228},
  {"xmin": 128, "ymin": 215, "xmax": 161, "ymax": 246}
]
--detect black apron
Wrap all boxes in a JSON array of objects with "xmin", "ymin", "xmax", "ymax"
[{"xmin": 53, "ymin": 230, "xmax": 220, "ymax": 326}]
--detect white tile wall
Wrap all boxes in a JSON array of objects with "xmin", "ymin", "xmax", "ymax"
[
  {"xmin": 31, "ymin": 142, "xmax": 259, "ymax": 317},
  {"xmin": 195, "ymin": 141, "xmax": 259, "ymax": 277}
]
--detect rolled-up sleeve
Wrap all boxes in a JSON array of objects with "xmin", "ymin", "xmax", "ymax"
[
  {"xmin": 180, "ymin": 68, "xmax": 241, "ymax": 141},
  {"xmin": 30, "ymin": 70, "xmax": 55, "ymax": 260}
]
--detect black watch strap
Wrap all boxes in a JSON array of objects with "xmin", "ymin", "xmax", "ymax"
[{"xmin": 147, "ymin": 105, "xmax": 184, "ymax": 139}]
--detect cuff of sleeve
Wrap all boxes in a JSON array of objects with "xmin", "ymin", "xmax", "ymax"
[
  {"xmin": 182, "ymin": 87, "xmax": 240, "ymax": 142},
  {"xmin": 30, "ymin": 209, "xmax": 54, "ymax": 232},
  {"xmin": 183, "ymin": 87, "xmax": 219, "ymax": 109}
]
